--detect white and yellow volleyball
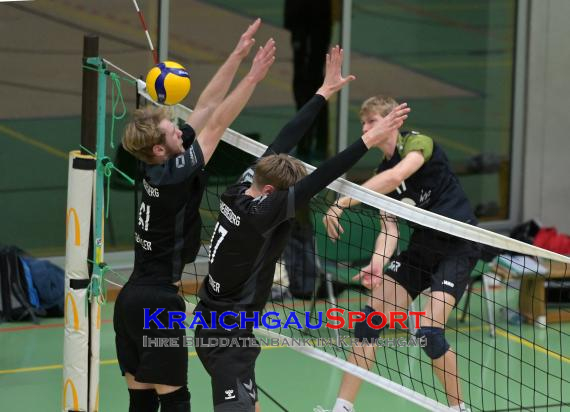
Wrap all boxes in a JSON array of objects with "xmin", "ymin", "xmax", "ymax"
[{"xmin": 145, "ymin": 61, "xmax": 191, "ymax": 105}]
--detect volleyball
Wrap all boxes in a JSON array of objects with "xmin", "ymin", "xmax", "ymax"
[{"xmin": 145, "ymin": 61, "xmax": 191, "ymax": 105}]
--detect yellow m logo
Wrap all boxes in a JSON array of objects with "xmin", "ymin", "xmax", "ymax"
[
  {"xmin": 66, "ymin": 208, "xmax": 80, "ymax": 246},
  {"xmin": 64, "ymin": 293, "xmax": 79, "ymax": 331},
  {"xmin": 63, "ymin": 378, "xmax": 79, "ymax": 411}
]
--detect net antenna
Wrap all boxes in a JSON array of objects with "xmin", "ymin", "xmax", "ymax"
[{"xmin": 130, "ymin": 0, "xmax": 159, "ymax": 65}]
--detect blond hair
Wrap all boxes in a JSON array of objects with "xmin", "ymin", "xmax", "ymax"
[
  {"xmin": 254, "ymin": 154, "xmax": 307, "ymax": 190},
  {"xmin": 360, "ymin": 95, "xmax": 399, "ymax": 118},
  {"xmin": 122, "ymin": 106, "xmax": 171, "ymax": 163}
]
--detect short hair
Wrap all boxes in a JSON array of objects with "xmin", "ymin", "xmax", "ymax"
[
  {"xmin": 122, "ymin": 106, "xmax": 170, "ymax": 163},
  {"xmin": 253, "ymin": 154, "xmax": 307, "ymax": 190},
  {"xmin": 360, "ymin": 95, "xmax": 399, "ymax": 118}
]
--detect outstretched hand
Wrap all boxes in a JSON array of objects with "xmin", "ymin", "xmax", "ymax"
[
  {"xmin": 323, "ymin": 205, "xmax": 345, "ymax": 241},
  {"xmin": 362, "ymin": 103, "xmax": 411, "ymax": 148},
  {"xmin": 233, "ymin": 18, "xmax": 261, "ymax": 59},
  {"xmin": 352, "ymin": 262, "xmax": 383, "ymax": 289},
  {"xmin": 317, "ymin": 45, "xmax": 356, "ymax": 100},
  {"xmin": 247, "ymin": 38, "xmax": 276, "ymax": 83}
]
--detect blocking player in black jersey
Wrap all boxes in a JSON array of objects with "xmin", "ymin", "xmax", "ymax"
[
  {"xmin": 194, "ymin": 46, "xmax": 411, "ymax": 412},
  {"xmin": 321, "ymin": 95, "xmax": 479, "ymax": 412},
  {"xmin": 114, "ymin": 19, "xmax": 276, "ymax": 412}
]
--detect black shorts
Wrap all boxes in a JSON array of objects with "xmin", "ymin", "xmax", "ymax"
[
  {"xmin": 384, "ymin": 229, "xmax": 480, "ymax": 304},
  {"xmin": 113, "ymin": 282, "xmax": 187, "ymax": 386},
  {"xmin": 194, "ymin": 302, "xmax": 260, "ymax": 412}
]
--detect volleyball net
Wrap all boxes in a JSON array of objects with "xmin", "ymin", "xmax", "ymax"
[{"xmin": 64, "ymin": 58, "xmax": 570, "ymax": 412}]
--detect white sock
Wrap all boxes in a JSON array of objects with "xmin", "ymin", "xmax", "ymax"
[
  {"xmin": 332, "ymin": 398, "xmax": 354, "ymax": 412},
  {"xmin": 451, "ymin": 402, "xmax": 469, "ymax": 412}
]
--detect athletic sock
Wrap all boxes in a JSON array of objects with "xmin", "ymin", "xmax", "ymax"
[
  {"xmin": 332, "ymin": 398, "xmax": 354, "ymax": 412},
  {"xmin": 158, "ymin": 386, "xmax": 190, "ymax": 412},
  {"xmin": 128, "ymin": 388, "xmax": 159, "ymax": 412},
  {"xmin": 450, "ymin": 402, "xmax": 470, "ymax": 412}
]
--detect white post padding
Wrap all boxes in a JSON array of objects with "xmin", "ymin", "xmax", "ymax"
[
  {"xmin": 89, "ymin": 169, "xmax": 103, "ymax": 412},
  {"xmin": 63, "ymin": 151, "xmax": 95, "ymax": 412},
  {"xmin": 89, "ymin": 300, "xmax": 101, "ymax": 412}
]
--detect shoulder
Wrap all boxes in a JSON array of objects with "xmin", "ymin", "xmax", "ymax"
[
  {"xmin": 243, "ymin": 189, "xmax": 289, "ymax": 216},
  {"xmin": 400, "ymin": 131, "xmax": 434, "ymax": 162},
  {"xmin": 180, "ymin": 123, "xmax": 196, "ymax": 148},
  {"xmin": 225, "ymin": 181, "xmax": 250, "ymax": 197}
]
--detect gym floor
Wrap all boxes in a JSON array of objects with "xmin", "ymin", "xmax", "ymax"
[{"xmin": 2, "ymin": 289, "xmax": 569, "ymax": 411}]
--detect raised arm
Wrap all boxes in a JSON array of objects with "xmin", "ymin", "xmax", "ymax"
[
  {"xmin": 196, "ymin": 39, "xmax": 276, "ymax": 164},
  {"xmin": 187, "ymin": 18, "xmax": 261, "ymax": 135},
  {"xmin": 263, "ymin": 46, "xmax": 356, "ymax": 156},
  {"xmin": 292, "ymin": 103, "xmax": 410, "ymax": 209},
  {"xmin": 323, "ymin": 105, "xmax": 417, "ymax": 240},
  {"xmin": 336, "ymin": 151, "xmax": 425, "ymax": 209}
]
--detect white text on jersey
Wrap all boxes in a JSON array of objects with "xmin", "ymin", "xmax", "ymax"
[
  {"xmin": 135, "ymin": 233, "xmax": 152, "ymax": 251},
  {"xmin": 143, "ymin": 179, "xmax": 160, "ymax": 198},
  {"xmin": 219, "ymin": 200, "xmax": 240, "ymax": 226},
  {"xmin": 208, "ymin": 275, "xmax": 220, "ymax": 293}
]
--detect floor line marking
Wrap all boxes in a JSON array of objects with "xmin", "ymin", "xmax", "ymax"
[
  {"xmin": 494, "ymin": 328, "xmax": 570, "ymax": 365},
  {"xmin": 0, "ymin": 124, "xmax": 68, "ymax": 159}
]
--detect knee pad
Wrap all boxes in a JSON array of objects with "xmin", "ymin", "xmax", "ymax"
[
  {"xmin": 417, "ymin": 327, "xmax": 450, "ymax": 359},
  {"xmin": 354, "ymin": 305, "xmax": 387, "ymax": 343},
  {"xmin": 128, "ymin": 389, "xmax": 159, "ymax": 412},
  {"xmin": 158, "ymin": 386, "xmax": 190, "ymax": 412}
]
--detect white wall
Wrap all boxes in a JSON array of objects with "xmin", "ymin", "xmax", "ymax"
[{"xmin": 523, "ymin": 0, "xmax": 570, "ymax": 233}]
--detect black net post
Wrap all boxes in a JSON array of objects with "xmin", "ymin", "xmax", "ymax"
[{"xmin": 81, "ymin": 35, "xmax": 99, "ymax": 155}]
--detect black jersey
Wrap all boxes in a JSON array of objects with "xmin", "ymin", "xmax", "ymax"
[
  {"xmin": 198, "ymin": 139, "xmax": 369, "ymax": 312},
  {"xmin": 377, "ymin": 131, "xmax": 477, "ymax": 225},
  {"xmin": 198, "ymin": 93, "xmax": 370, "ymax": 312},
  {"xmin": 199, "ymin": 173, "xmax": 295, "ymax": 312},
  {"xmin": 130, "ymin": 124, "xmax": 208, "ymax": 285}
]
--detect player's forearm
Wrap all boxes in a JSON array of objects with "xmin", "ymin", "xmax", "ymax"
[
  {"xmin": 371, "ymin": 221, "xmax": 399, "ymax": 269},
  {"xmin": 264, "ymin": 94, "xmax": 326, "ymax": 156},
  {"xmin": 293, "ymin": 138, "xmax": 368, "ymax": 208},
  {"xmin": 198, "ymin": 53, "xmax": 243, "ymax": 109},
  {"xmin": 187, "ymin": 53, "xmax": 244, "ymax": 130},
  {"xmin": 197, "ymin": 76, "xmax": 258, "ymax": 163},
  {"xmin": 336, "ymin": 171, "xmax": 401, "ymax": 209}
]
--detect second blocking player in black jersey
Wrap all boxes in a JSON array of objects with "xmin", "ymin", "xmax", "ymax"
[{"xmin": 195, "ymin": 46, "xmax": 411, "ymax": 412}]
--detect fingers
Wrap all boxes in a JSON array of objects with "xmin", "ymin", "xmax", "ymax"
[
  {"xmin": 329, "ymin": 45, "xmax": 342, "ymax": 73},
  {"xmin": 387, "ymin": 103, "xmax": 410, "ymax": 122},
  {"xmin": 254, "ymin": 38, "xmax": 276, "ymax": 62},
  {"xmin": 383, "ymin": 103, "xmax": 410, "ymax": 129},
  {"xmin": 244, "ymin": 18, "xmax": 261, "ymax": 38},
  {"xmin": 353, "ymin": 269, "xmax": 374, "ymax": 289},
  {"xmin": 325, "ymin": 216, "xmax": 339, "ymax": 240},
  {"xmin": 341, "ymin": 74, "xmax": 356, "ymax": 86},
  {"xmin": 352, "ymin": 272, "xmax": 364, "ymax": 282},
  {"xmin": 327, "ymin": 218, "xmax": 339, "ymax": 240}
]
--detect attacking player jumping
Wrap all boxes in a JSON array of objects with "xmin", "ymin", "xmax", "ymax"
[{"xmin": 320, "ymin": 95, "xmax": 480, "ymax": 412}]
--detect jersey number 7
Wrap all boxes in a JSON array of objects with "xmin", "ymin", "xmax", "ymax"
[{"xmin": 209, "ymin": 222, "xmax": 228, "ymax": 264}]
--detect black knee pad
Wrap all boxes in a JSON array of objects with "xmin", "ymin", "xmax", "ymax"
[
  {"xmin": 128, "ymin": 388, "xmax": 159, "ymax": 412},
  {"xmin": 354, "ymin": 305, "xmax": 387, "ymax": 343},
  {"xmin": 158, "ymin": 386, "xmax": 190, "ymax": 412},
  {"xmin": 417, "ymin": 327, "xmax": 450, "ymax": 359}
]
